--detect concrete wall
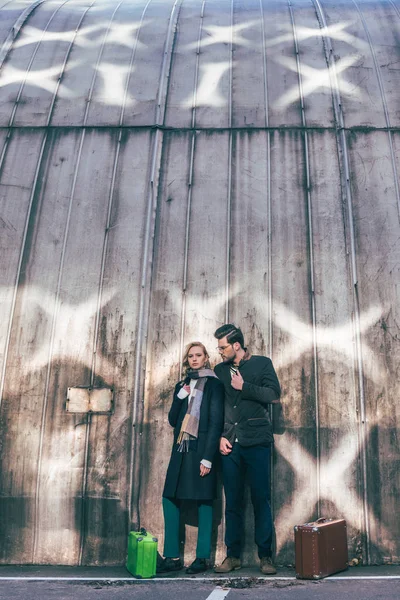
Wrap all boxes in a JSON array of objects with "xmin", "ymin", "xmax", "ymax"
[{"xmin": 0, "ymin": 0, "xmax": 399, "ymax": 566}]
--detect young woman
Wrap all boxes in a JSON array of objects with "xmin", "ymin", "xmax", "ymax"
[{"xmin": 157, "ymin": 342, "xmax": 224, "ymax": 574}]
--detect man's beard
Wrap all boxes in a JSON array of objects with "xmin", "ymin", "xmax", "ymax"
[{"xmin": 222, "ymin": 356, "xmax": 234, "ymax": 364}]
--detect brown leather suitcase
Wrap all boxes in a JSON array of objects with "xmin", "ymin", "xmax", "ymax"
[{"xmin": 294, "ymin": 517, "xmax": 348, "ymax": 579}]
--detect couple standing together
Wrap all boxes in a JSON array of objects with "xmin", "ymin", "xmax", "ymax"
[{"xmin": 158, "ymin": 324, "xmax": 281, "ymax": 575}]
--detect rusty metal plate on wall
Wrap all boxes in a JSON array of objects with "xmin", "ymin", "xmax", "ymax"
[{"xmin": 66, "ymin": 387, "xmax": 114, "ymax": 414}]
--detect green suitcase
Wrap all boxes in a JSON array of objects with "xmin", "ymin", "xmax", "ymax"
[{"xmin": 126, "ymin": 527, "xmax": 158, "ymax": 578}]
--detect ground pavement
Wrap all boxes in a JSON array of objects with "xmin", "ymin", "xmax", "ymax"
[{"xmin": 0, "ymin": 564, "xmax": 399, "ymax": 600}]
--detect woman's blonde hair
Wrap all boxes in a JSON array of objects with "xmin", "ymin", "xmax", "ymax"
[{"xmin": 182, "ymin": 341, "xmax": 211, "ymax": 372}]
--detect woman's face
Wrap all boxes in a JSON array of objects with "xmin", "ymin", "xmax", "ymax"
[{"xmin": 187, "ymin": 345, "xmax": 207, "ymax": 370}]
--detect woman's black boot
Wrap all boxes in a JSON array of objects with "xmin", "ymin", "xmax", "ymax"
[{"xmin": 186, "ymin": 558, "xmax": 208, "ymax": 574}]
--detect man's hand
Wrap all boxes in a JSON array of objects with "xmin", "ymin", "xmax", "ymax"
[
  {"xmin": 231, "ymin": 371, "xmax": 244, "ymax": 390},
  {"xmin": 200, "ymin": 464, "xmax": 211, "ymax": 477},
  {"xmin": 220, "ymin": 437, "xmax": 233, "ymax": 455}
]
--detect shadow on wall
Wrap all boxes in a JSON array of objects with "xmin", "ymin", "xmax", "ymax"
[
  {"xmin": 0, "ymin": 365, "xmax": 129, "ymax": 566},
  {"xmin": 273, "ymin": 425, "xmax": 400, "ymax": 566},
  {"xmin": 0, "ymin": 469, "xmax": 128, "ymax": 565},
  {"xmin": 0, "ymin": 370, "xmax": 398, "ymax": 565}
]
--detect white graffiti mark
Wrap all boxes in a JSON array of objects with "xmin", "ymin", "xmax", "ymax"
[
  {"xmin": 105, "ymin": 21, "xmax": 146, "ymax": 50},
  {"xmin": 273, "ymin": 54, "xmax": 362, "ymax": 108},
  {"xmin": 95, "ymin": 62, "xmax": 133, "ymax": 106},
  {"xmin": 265, "ymin": 21, "xmax": 368, "ymax": 51},
  {"xmin": 12, "ymin": 24, "xmax": 106, "ymax": 49},
  {"xmin": 20, "ymin": 286, "xmax": 117, "ymax": 375},
  {"xmin": 0, "ymin": 63, "xmax": 77, "ymax": 97},
  {"xmin": 273, "ymin": 302, "xmax": 384, "ymax": 384},
  {"xmin": 145, "ymin": 284, "xmax": 243, "ymax": 392},
  {"xmin": 274, "ymin": 431, "xmax": 396, "ymax": 555},
  {"xmin": 182, "ymin": 61, "xmax": 230, "ymax": 108},
  {"xmin": 184, "ymin": 21, "xmax": 258, "ymax": 51},
  {"xmin": 13, "ymin": 21, "xmax": 147, "ymax": 51}
]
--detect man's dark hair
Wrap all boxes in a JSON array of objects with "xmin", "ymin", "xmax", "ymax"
[{"xmin": 214, "ymin": 324, "xmax": 245, "ymax": 348}]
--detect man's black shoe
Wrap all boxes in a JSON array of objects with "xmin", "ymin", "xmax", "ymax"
[
  {"xmin": 186, "ymin": 557, "xmax": 208, "ymax": 574},
  {"xmin": 156, "ymin": 557, "xmax": 183, "ymax": 574}
]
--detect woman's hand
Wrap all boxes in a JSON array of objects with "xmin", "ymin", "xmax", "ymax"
[
  {"xmin": 200, "ymin": 464, "xmax": 211, "ymax": 477},
  {"xmin": 183, "ymin": 384, "xmax": 191, "ymax": 395}
]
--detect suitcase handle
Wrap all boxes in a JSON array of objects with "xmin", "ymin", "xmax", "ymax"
[
  {"xmin": 315, "ymin": 517, "xmax": 330, "ymax": 524},
  {"xmin": 139, "ymin": 527, "xmax": 147, "ymax": 536}
]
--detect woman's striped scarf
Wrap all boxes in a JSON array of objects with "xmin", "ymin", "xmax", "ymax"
[{"xmin": 177, "ymin": 368, "xmax": 217, "ymax": 452}]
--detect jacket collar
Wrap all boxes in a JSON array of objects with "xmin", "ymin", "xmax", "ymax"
[{"xmin": 233, "ymin": 350, "xmax": 251, "ymax": 368}]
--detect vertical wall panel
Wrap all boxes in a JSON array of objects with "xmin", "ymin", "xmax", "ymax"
[
  {"xmin": 270, "ymin": 130, "xmax": 316, "ymax": 563},
  {"xmin": 164, "ymin": 0, "xmax": 202, "ymax": 128},
  {"xmin": 262, "ymin": 0, "xmax": 302, "ymax": 127},
  {"xmin": 347, "ymin": 129, "xmax": 400, "ymax": 563},
  {"xmin": 183, "ymin": 132, "xmax": 229, "ymax": 344},
  {"xmin": 357, "ymin": 0, "xmax": 400, "ymax": 127},
  {"xmin": 231, "ymin": 0, "xmax": 266, "ymax": 128},
  {"xmin": 320, "ymin": 0, "xmax": 387, "ymax": 129},
  {"xmin": 0, "ymin": 129, "xmax": 46, "ymax": 375},
  {"xmin": 230, "ymin": 131, "xmax": 270, "ymax": 343},
  {"xmin": 291, "ymin": 0, "xmax": 335, "ymax": 127},
  {"xmin": 193, "ymin": 0, "xmax": 231, "ymax": 129},
  {"xmin": 33, "ymin": 129, "xmax": 119, "ymax": 564},
  {"xmin": 140, "ymin": 131, "xmax": 192, "ymax": 562},
  {"xmin": 229, "ymin": 130, "xmax": 273, "ymax": 565},
  {"xmin": 85, "ymin": 1, "xmax": 150, "ymax": 127},
  {"xmin": 50, "ymin": 1, "xmax": 125, "ymax": 127},
  {"xmin": 82, "ymin": 130, "xmax": 153, "ymax": 565},
  {"xmin": 0, "ymin": 128, "xmax": 53, "ymax": 562},
  {"xmin": 122, "ymin": 0, "xmax": 177, "ymax": 127},
  {"xmin": 181, "ymin": 130, "xmax": 229, "ymax": 563},
  {"xmin": 0, "ymin": 127, "xmax": 38, "ymax": 381},
  {"xmin": 308, "ymin": 130, "xmax": 363, "ymax": 559},
  {"xmin": 12, "ymin": 4, "xmax": 88, "ymax": 127}
]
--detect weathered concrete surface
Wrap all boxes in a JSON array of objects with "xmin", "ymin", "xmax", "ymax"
[
  {"xmin": 0, "ymin": 0, "xmax": 399, "ymax": 568},
  {"xmin": 0, "ymin": 566, "xmax": 400, "ymax": 600}
]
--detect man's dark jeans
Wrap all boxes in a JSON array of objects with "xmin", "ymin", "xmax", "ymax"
[{"xmin": 221, "ymin": 442, "xmax": 273, "ymax": 559}]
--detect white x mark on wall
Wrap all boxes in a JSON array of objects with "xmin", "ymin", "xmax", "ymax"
[
  {"xmin": 266, "ymin": 21, "xmax": 368, "ymax": 51},
  {"xmin": 19, "ymin": 286, "xmax": 117, "ymax": 376},
  {"xmin": 273, "ymin": 302, "xmax": 384, "ymax": 385},
  {"xmin": 184, "ymin": 21, "xmax": 258, "ymax": 50},
  {"xmin": 105, "ymin": 21, "xmax": 147, "ymax": 50},
  {"xmin": 274, "ymin": 430, "xmax": 396, "ymax": 555},
  {"xmin": 13, "ymin": 21, "xmax": 148, "ymax": 50},
  {"xmin": 13, "ymin": 24, "xmax": 105, "ymax": 49},
  {"xmin": 273, "ymin": 54, "xmax": 362, "ymax": 108},
  {"xmin": 0, "ymin": 63, "xmax": 77, "ymax": 97}
]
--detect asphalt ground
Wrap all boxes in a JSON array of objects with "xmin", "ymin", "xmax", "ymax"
[
  {"xmin": 0, "ymin": 578, "xmax": 400, "ymax": 600},
  {"xmin": 0, "ymin": 565, "xmax": 399, "ymax": 600}
]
